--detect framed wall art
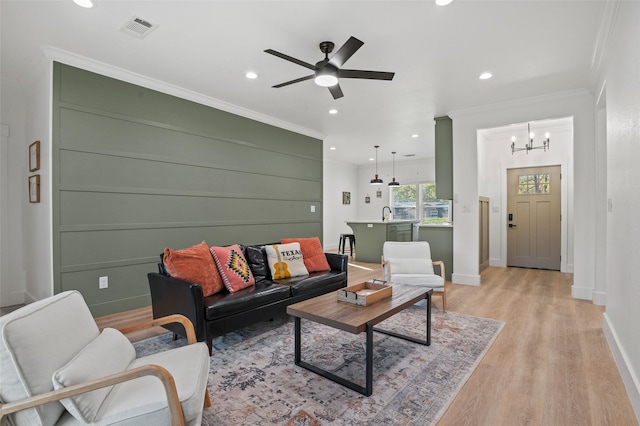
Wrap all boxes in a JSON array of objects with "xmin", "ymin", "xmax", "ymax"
[
  {"xmin": 29, "ymin": 174, "xmax": 40, "ymax": 203},
  {"xmin": 29, "ymin": 140, "xmax": 40, "ymax": 172},
  {"xmin": 342, "ymin": 191, "xmax": 351, "ymax": 205}
]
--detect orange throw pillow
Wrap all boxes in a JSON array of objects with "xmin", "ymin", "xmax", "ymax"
[
  {"xmin": 280, "ymin": 237, "xmax": 331, "ymax": 273},
  {"xmin": 163, "ymin": 242, "xmax": 224, "ymax": 296}
]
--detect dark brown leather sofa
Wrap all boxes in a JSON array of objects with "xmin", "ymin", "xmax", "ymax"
[{"xmin": 147, "ymin": 244, "xmax": 348, "ymax": 354}]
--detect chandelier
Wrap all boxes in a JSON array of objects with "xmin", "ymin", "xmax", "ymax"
[{"xmin": 511, "ymin": 123, "xmax": 550, "ymax": 154}]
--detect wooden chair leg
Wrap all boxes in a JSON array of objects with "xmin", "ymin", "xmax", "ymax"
[{"xmin": 442, "ymin": 289, "xmax": 447, "ymax": 312}]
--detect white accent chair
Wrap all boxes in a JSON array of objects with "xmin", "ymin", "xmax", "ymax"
[
  {"xmin": 382, "ymin": 241, "xmax": 447, "ymax": 311},
  {"xmin": 0, "ymin": 290, "xmax": 211, "ymax": 426}
]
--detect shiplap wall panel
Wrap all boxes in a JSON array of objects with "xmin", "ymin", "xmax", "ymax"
[{"xmin": 52, "ymin": 63, "xmax": 323, "ymax": 316}]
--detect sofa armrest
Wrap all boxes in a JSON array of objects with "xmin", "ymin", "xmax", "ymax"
[
  {"xmin": 325, "ymin": 252, "xmax": 348, "ymax": 273},
  {"xmin": 147, "ymin": 273, "xmax": 207, "ymax": 343}
]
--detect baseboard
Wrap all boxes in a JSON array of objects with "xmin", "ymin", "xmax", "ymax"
[
  {"xmin": 0, "ymin": 291, "xmax": 25, "ymax": 307},
  {"xmin": 592, "ymin": 291, "xmax": 606, "ymax": 306},
  {"xmin": 451, "ymin": 273, "xmax": 480, "ymax": 286},
  {"xmin": 571, "ymin": 285, "xmax": 592, "ymax": 300},
  {"xmin": 603, "ymin": 313, "xmax": 640, "ymax": 422},
  {"xmin": 489, "ymin": 258, "xmax": 504, "ymax": 267},
  {"xmin": 23, "ymin": 290, "xmax": 37, "ymax": 304}
]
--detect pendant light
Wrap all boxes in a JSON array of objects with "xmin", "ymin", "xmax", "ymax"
[
  {"xmin": 370, "ymin": 145, "xmax": 383, "ymax": 185},
  {"xmin": 388, "ymin": 151, "xmax": 400, "ymax": 186}
]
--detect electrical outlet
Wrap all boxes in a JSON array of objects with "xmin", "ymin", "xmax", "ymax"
[
  {"xmin": 99, "ymin": 276, "xmax": 108, "ymax": 289},
  {"xmin": 310, "ymin": 205, "xmax": 316, "ymax": 213}
]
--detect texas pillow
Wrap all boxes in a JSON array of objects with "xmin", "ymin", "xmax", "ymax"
[{"xmin": 264, "ymin": 242, "xmax": 309, "ymax": 280}]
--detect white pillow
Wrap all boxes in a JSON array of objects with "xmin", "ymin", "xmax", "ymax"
[
  {"xmin": 387, "ymin": 258, "xmax": 435, "ymax": 275},
  {"xmin": 52, "ymin": 328, "xmax": 135, "ymax": 423},
  {"xmin": 264, "ymin": 243, "xmax": 309, "ymax": 279}
]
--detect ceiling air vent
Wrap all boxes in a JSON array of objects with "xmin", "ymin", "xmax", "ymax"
[
  {"xmin": 403, "ymin": 154, "xmax": 416, "ymax": 157},
  {"xmin": 120, "ymin": 17, "xmax": 158, "ymax": 39}
]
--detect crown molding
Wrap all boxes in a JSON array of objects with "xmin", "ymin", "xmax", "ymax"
[
  {"xmin": 591, "ymin": 0, "xmax": 621, "ymax": 80},
  {"xmin": 40, "ymin": 47, "xmax": 324, "ymax": 141},
  {"xmin": 448, "ymin": 88, "xmax": 592, "ymax": 119}
]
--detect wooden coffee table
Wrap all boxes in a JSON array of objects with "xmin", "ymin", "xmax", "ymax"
[{"xmin": 286, "ymin": 284, "xmax": 432, "ymax": 396}]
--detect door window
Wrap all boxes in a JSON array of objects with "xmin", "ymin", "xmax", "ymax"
[{"xmin": 518, "ymin": 174, "xmax": 550, "ymax": 194}]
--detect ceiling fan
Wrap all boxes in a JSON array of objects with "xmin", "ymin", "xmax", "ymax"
[{"xmin": 264, "ymin": 36, "xmax": 395, "ymax": 99}]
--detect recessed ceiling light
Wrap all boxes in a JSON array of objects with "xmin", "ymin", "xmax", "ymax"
[
  {"xmin": 73, "ymin": 0, "xmax": 93, "ymax": 8},
  {"xmin": 329, "ymin": 109, "xmax": 338, "ymax": 114},
  {"xmin": 479, "ymin": 72, "xmax": 493, "ymax": 80},
  {"xmin": 330, "ymin": 147, "xmax": 336, "ymax": 150},
  {"xmin": 435, "ymin": 0, "xmax": 453, "ymax": 5},
  {"xmin": 411, "ymin": 134, "xmax": 419, "ymax": 138},
  {"xmin": 245, "ymin": 72, "xmax": 258, "ymax": 79},
  {"xmin": 369, "ymin": 157, "xmax": 375, "ymax": 161}
]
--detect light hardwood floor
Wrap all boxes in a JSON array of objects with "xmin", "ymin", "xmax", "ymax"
[{"xmin": 94, "ymin": 256, "xmax": 637, "ymax": 425}]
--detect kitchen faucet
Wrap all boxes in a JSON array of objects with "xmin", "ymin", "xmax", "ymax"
[{"xmin": 382, "ymin": 206, "xmax": 392, "ymax": 221}]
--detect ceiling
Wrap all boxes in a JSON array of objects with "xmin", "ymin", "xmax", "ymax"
[{"xmin": 1, "ymin": 1, "xmax": 605, "ymax": 165}]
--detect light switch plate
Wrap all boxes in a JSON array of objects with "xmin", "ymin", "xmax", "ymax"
[{"xmin": 99, "ymin": 276, "xmax": 108, "ymax": 289}]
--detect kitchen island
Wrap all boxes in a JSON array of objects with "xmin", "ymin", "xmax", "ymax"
[{"xmin": 346, "ymin": 220, "xmax": 419, "ymax": 263}]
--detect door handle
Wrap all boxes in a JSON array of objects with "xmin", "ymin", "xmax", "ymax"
[{"xmin": 509, "ymin": 224, "xmax": 517, "ymax": 228}]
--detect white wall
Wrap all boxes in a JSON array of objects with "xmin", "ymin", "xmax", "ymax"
[
  {"xmin": 322, "ymin": 158, "xmax": 359, "ymax": 250},
  {"xmin": 598, "ymin": 1, "xmax": 640, "ymax": 419},
  {"xmin": 450, "ymin": 89, "xmax": 595, "ymax": 289},
  {"xmin": 0, "ymin": 50, "xmax": 55, "ymax": 304},
  {"xmin": 478, "ymin": 120, "xmax": 574, "ymax": 273},
  {"xmin": 0, "ymin": 87, "xmax": 28, "ymax": 307},
  {"xmin": 23, "ymin": 55, "xmax": 53, "ymax": 302}
]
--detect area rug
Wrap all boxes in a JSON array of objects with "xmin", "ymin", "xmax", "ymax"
[{"xmin": 134, "ymin": 306, "xmax": 504, "ymax": 425}]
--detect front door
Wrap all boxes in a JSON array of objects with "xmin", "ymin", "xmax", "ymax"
[{"xmin": 507, "ymin": 166, "xmax": 561, "ymax": 270}]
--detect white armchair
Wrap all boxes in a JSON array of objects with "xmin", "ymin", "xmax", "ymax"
[
  {"xmin": 0, "ymin": 290, "xmax": 211, "ymax": 426},
  {"xmin": 382, "ymin": 241, "xmax": 447, "ymax": 311}
]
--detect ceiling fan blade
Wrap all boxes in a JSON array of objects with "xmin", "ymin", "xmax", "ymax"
[
  {"xmin": 329, "ymin": 36, "xmax": 364, "ymax": 68},
  {"xmin": 264, "ymin": 49, "xmax": 316, "ymax": 71},
  {"xmin": 272, "ymin": 75, "xmax": 314, "ymax": 88},
  {"xmin": 339, "ymin": 69, "xmax": 395, "ymax": 81},
  {"xmin": 328, "ymin": 83, "xmax": 344, "ymax": 100}
]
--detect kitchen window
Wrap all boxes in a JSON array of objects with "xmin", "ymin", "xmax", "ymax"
[{"xmin": 390, "ymin": 182, "xmax": 452, "ymax": 224}]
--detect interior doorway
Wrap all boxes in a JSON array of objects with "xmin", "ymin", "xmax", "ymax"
[{"xmin": 507, "ymin": 165, "xmax": 561, "ymax": 270}]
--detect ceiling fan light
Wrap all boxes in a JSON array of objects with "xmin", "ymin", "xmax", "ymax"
[
  {"xmin": 314, "ymin": 74, "xmax": 338, "ymax": 87},
  {"xmin": 73, "ymin": 0, "xmax": 93, "ymax": 7}
]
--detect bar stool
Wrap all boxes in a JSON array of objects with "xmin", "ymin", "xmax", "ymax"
[{"xmin": 338, "ymin": 233, "xmax": 356, "ymax": 256}]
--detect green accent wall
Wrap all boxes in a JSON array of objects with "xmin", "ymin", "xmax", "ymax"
[
  {"xmin": 52, "ymin": 63, "xmax": 324, "ymax": 316},
  {"xmin": 435, "ymin": 116, "xmax": 453, "ymax": 200}
]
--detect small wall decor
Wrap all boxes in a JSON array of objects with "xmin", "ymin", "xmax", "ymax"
[
  {"xmin": 29, "ymin": 174, "xmax": 40, "ymax": 203},
  {"xmin": 29, "ymin": 140, "xmax": 40, "ymax": 172},
  {"xmin": 342, "ymin": 191, "xmax": 351, "ymax": 205},
  {"xmin": 376, "ymin": 189, "xmax": 382, "ymax": 198},
  {"xmin": 365, "ymin": 195, "xmax": 371, "ymax": 204}
]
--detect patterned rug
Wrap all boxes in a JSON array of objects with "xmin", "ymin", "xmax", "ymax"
[{"xmin": 134, "ymin": 306, "xmax": 504, "ymax": 425}]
